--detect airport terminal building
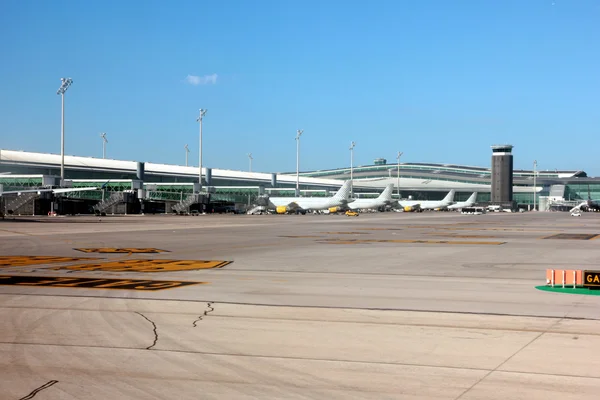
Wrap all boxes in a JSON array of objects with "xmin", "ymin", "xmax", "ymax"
[{"xmin": 1, "ymin": 148, "xmax": 599, "ymax": 215}]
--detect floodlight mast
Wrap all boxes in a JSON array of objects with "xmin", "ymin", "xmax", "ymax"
[
  {"xmin": 248, "ymin": 153, "xmax": 253, "ymax": 172},
  {"xmin": 396, "ymin": 151, "xmax": 403, "ymax": 200},
  {"xmin": 184, "ymin": 144, "xmax": 189, "ymax": 166},
  {"xmin": 533, "ymin": 160, "xmax": 537, "ymax": 211},
  {"xmin": 349, "ymin": 141, "xmax": 356, "ymax": 197},
  {"xmin": 197, "ymin": 109, "xmax": 207, "ymax": 192},
  {"xmin": 295, "ymin": 129, "xmax": 303, "ymax": 196},
  {"xmin": 56, "ymin": 77, "xmax": 73, "ymax": 182},
  {"xmin": 100, "ymin": 133, "xmax": 108, "ymax": 159}
]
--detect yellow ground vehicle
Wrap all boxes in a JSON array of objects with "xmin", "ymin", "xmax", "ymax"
[{"xmin": 345, "ymin": 210, "xmax": 359, "ymax": 217}]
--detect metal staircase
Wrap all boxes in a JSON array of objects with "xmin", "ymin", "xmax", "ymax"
[
  {"xmin": 93, "ymin": 192, "xmax": 126, "ymax": 213},
  {"xmin": 172, "ymin": 194, "xmax": 200, "ymax": 214},
  {"xmin": 6, "ymin": 192, "xmax": 39, "ymax": 214},
  {"xmin": 246, "ymin": 205, "xmax": 266, "ymax": 215}
]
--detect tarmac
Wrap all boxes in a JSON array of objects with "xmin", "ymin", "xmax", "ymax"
[{"xmin": 2, "ymin": 211, "xmax": 600, "ymax": 399}]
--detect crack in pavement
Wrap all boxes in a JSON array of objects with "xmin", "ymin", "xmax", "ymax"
[
  {"xmin": 134, "ymin": 311, "xmax": 158, "ymax": 350},
  {"xmin": 454, "ymin": 316, "xmax": 568, "ymax": 400},
  {"xmin": 193, "ymin": 302, "xmax": 214, "ymax": 327},
  {"xmin": 19, "ymin": 380, "xmax": 59, "ymax": 400}
]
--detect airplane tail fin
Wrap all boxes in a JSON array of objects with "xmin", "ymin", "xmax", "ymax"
[
  {"xmin": 333, "ymin": 181, "xmax": 352, "ymax": 200},
  {"xmin": 442, "ymin": 189, "xmax": 455, "ymax": 203},
  {"xmin": 466, "ymin": 192, "xmax": 477, "ymax": 204},
  {"xmin": 378, "ymin": 184, "xmax": 394, "ymax": 200}
]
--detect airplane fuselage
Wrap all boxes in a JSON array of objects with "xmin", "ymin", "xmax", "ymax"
[
  {"xmin": 268, "ymin": 197, "xmax": 349, "ymax": 211},
  {"xmin": 348, "ymin": 198, "xmax": 389, "ymax": 210},
  {"xmin": 398, "ymin": 200, "xmax": 452, "ymax": 210}
]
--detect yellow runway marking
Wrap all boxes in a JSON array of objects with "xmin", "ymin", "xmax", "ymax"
[
  {"xmin": 0, "ymin": 256, "xmax": 99, "ymax": 267},
  {"xmin": 0, "ymin": 275, "xmax": 205, "ymax": 291},
  {"xmin": 317, "ymin": 239, "xmax": 506, "ymax": 245},
  {"xmin": 52, "ymin": 259, "xmax": 232, "ymax": 273},
  {"xmin": 74, "ymin": 248, "xmax": 169, "ymax": 254}
]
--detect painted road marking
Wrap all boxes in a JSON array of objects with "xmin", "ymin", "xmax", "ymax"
[
  {"xmin": 0, "ymin": 275, "xmax": 205, "ymax": 290},
  {"xmin": 317, "ymin": 239, "xmax": 506, "ymax": 245},
  {"xmin": 321, "ymin": 232, "xmax": 370, "ymax": 235},
  {"xmin": 74, "ymin": 248, "xmax": 169, "ymax": 253},
  {"xmin": 52, "ymin": 259, "xmax": 232, "ymax": 272},
  {"xmin": 358, "ymin": 228, "xmax": 403, "ymax": 231},
  {"xmin": 0, "ymin": 256, "xmax": 99, "ymax": 267},
  {"xmin": 278, "ymin": 235, "xmax": 324, "ymax": 238},
  {"xmin": 542, "ymin": 233, "xmax": 600, "ymax": 240},
  {"xmin": 406, "ymin": 226, "xmax": 556, "ymax": 232},
  {"xmin": 426, "ymin": 233, "xmax": 501, "ymax": 239}
]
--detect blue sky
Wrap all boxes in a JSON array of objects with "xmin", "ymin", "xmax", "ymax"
[{"xmin": 1, "ymin": 0, "xmax": 599, "ymax": 175}]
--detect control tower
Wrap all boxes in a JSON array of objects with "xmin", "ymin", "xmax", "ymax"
[{"xmin": 490, "ymin": 144, "xmax": 513, "ymax": 203}]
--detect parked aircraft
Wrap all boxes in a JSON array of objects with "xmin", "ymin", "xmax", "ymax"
[
  {"xmin": 447, "ymin": 192, "xmax": 478, "ymax": 210},
  {"xmin": 569, "ymin": 186, "xmax": 600, "ymax": 214},
  {"xmin": 570, "ymin": 199, "xmax": 600, "ymax": 214},
  {"xmin": 397, "ymin": 190, "xmax": 456, "ymax": 212},
  {"xmin": 348, "ymin": 184, "xmax": 394, "ymax": 211},
  {"xmin": 267, "ymin": 180, "xmax": 352, "ymax": 214},
  {"xmin": 0, "ymin": 187, "xmax": 99, "ymax": 196}
]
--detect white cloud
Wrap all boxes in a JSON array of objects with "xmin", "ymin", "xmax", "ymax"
[{"xmin": 185, "ymin": 74, "xmax": 218, "ymax": 85}]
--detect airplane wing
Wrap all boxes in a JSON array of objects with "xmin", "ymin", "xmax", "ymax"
[
  {"xmin": 53, "ymin": 187, "xmax": 99, "ymax": 194},
  {"xmin": 0, "ymin": 187, "xmax": 99, "ymax": 196}
]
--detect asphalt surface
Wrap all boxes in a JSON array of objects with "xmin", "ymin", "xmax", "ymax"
[{"xmin": 2, "ymin": 211, "xmax": 600, "ymax": 399}]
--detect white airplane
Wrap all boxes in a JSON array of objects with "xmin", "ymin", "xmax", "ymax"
[
  {"xmin": 0, "ymin": 187, "xmax": 99, "ymax": 196},
  {"xmin": 569, "ymin": 187, "xmax": 600, "ymax": 214},
  {"xmin": 348, "ymin": 184, "xmax": 394, "ymax": 211},
  {"xmin": 569, "ymin": 199, "xmax": 600, "ymax": 214},
  {"xmin": 268, "ymin": 180, "xmax": 352, "ymax": 214},
  {"xmin": 447, "ymin": 192, "xmax": 478, "ymax": 210},
  {"xmin": 397, "ymin": 190, "xmax": 456, "ymax": 212}
]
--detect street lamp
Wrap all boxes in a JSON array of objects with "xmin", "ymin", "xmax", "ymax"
[
  {"xmin": 196, "ymin": 109, "xmax": 207, "ymax": 192},
  {"xmin": 533, "ymin": 160, "xmax": 537, "ymax": 211},
  {"xmin": 100, "ymin": 132, "xmax": 108, "ymax": 159},
  {"xmin": 184, "ymin": 144, "xmax": 189, "ymax": 166},
  {"xmin": 296, "ymin": 129, "xmax": 303, "ymax": 196},
  {"xmin": 349, "ymin": 141, "xmax": 356, "ymax": 197},
  {"xmin": 248, "ymin": 153, "xmax": 253, "ymax": 172},
  {"xmin": 396, "ymin": 151, "xmax": 403, "ymax": 200},
  {"xmin": 56, "ymin": 77, "xmax": 73, "ymax": 182}
]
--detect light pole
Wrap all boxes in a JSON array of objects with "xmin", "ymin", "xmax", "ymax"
[
  {"xmin": 296, "ymin": 129, "xmax": 303, "ymax": 196},
  {"xmin": 56, "ymin": 77, "xmax": 73, "ymax": 183},
  {"xmin": 248, "ymin": 153, "xmax": 253, "ymax": 172},
  {"xmin": 349, "ymin": 141, "xmax": 356, "ymax": 197},
  {"xmin": 396, "ymin": 151, "xmax": 403, "ymax": 200},
  {"xmin": 197, "ymin": 109, "xmax": 207, "ymax": 192},
  {"xmin": 184, "ymin": 144, "xmax": 189, "ymax": 166},
  {"xmin": 100, "ymin": 133, "xmax": 108, "ymax": 159},
  {"xmin": 533, "ymin": 160, "xmax": 537, "ymax": 211}
]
